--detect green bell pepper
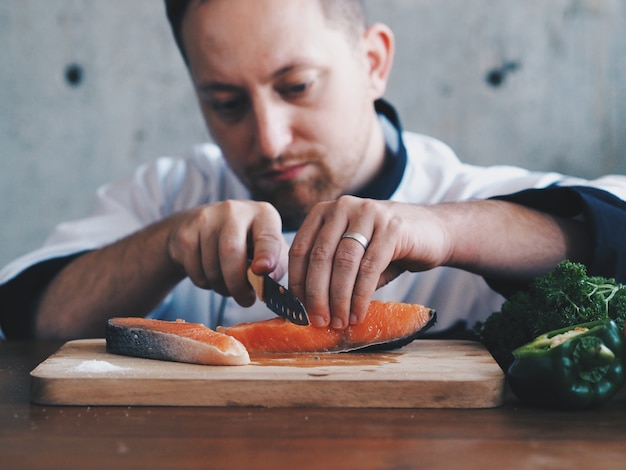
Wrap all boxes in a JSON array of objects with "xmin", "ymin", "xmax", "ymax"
[{"xmin": 507, "ymin": 319, "xmax": 625, "ymax": 409}]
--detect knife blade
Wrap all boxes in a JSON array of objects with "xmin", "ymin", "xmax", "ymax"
[{"xmin": 247, "ymin": 268, "xmax": 310, "ymax": 326}]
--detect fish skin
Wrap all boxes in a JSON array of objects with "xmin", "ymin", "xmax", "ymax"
[{"xmin": 106, "ymin": 318, "xmax": 250, "ymax": 366}]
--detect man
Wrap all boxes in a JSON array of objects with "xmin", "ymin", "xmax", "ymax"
[{"xmin": 1, "ymin": 0, "xmax": 626, "ymax": 340}]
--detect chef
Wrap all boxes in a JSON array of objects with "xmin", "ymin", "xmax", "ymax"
[{"xmin": 2, "ymin": 0, "xmax": 626, "ymax": 340}]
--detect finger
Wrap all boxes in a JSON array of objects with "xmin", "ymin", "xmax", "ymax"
[
  {"xmin": 289, "ymin": 214, "xmax": 318, "ymax": 300},
  {"xmin": 347, "ymin": 233, "xmax": 396, "ymax": 325},
  {"xmin": 329, "ymin": 228, "xmax": 372, "ymax": 329},
  {"xmin": 288, "ymin": 204, "xmax": 329, "ymax": 327},
  {"xmin": 215, "ymin": 218, "xmax": 256, "ymax": 307},
  {"xmin": 214, "ymin": 202, "xmax": 279, "ymax": 306},
  {"xmin": 185, "ymin": 241, "xmax": 212, "ymax": 289},
  {"xmin": 170, "ymin": 213, "xmax": 215, "ymax": 290},
  {"xmin": 215, "ymin": 202, "xmax": 284, "ymax": 307},
  {"xmin": 249, "ymin": 202, "xmax": 286, "ymax": 278}
]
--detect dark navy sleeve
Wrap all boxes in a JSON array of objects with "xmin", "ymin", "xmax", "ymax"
[
  {"xmin": 0, "ymin": 252, "xmax": 87, "ymax": 339},
  {"xmin": 492, "ymin": 185, "xmax": 626, "ymax": 283}
]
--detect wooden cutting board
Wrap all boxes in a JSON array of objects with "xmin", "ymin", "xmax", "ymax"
[{"xmin": 30, "ymin": 339, "xmax": 505, "ymax": 408}]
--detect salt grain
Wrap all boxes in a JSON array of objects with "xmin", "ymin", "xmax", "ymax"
[{"xmin": 72, "ymin": 360, "xmax": 129, "ymax": 373}]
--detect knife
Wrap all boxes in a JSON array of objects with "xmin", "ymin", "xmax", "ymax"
[{"xmin": 247, "ymin": 268, "xmax": 310, "ymax": 326}]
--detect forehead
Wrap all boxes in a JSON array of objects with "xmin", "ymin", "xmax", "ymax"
[
  {"xmin": 182, "ymin": 0, "xmax": 357, "ymax": 82},
  {"xmin": 183, "ymin": 0, "xmax": 333, "ymax": 46}
]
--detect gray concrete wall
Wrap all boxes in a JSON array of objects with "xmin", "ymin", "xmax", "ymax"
[{"xmin": 1, "ymin": 0, "xmax": 625, "ymax": 268}]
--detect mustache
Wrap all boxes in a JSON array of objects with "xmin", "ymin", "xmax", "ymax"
[{"xmin": 245, "ymin": 150, "xmax": 323, "ymax": 177}]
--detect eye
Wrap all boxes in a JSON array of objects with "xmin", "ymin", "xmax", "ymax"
[
  {"xmin": 287, "ymin": 82, "xmax": 308, "ymax": 94},
  {"xmin": 279, "ymin": 81, "xmax": 312, "ymax": 98},
  {"xmin": 211, "ymin": 96, "xmax": 247, "ymax": 113},
  {"xmin": 206, "ymin": 94, "xmax": 249, "ymax": 122}
]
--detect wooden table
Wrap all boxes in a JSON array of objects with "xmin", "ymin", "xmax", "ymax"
[{"xmin": 2, "ymin": 340, "xmax": 625, "ymax": 469}]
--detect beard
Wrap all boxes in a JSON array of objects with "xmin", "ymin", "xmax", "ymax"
[
  {"xmin": 245, "ymin": 151, "xmax": 350, "ymax": 231},
  {"xmin": 253, "ymin": 174, "xmax": 337, "ymax": 231}
]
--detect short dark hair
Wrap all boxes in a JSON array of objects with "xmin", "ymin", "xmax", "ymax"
[{"xmin": 164, "ymin": 0, "xmax": 367, "ymax": 63}]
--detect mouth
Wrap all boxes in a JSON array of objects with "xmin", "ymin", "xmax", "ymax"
[{"xmin": 259, "ymin": 163, "xmax": 308, "ymax": 183}]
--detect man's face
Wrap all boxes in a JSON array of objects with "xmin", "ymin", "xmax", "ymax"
[{"xmin": 182, "ymin": 0, "xmax": 385, "ymax": 228}]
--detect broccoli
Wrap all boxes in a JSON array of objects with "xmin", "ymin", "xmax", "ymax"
[{"xmin": 474, "ymin": 260, "xmax": 626, "ymax": 369}]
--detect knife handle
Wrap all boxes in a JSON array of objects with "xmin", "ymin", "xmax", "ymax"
[{"xmin": 247, "ymin": 268, "xmax": 265, "ymax": 302}]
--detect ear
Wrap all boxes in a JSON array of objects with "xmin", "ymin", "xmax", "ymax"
[{"xmin": 362, "ymin": 23, "xmax": 395, "ymax": 100}]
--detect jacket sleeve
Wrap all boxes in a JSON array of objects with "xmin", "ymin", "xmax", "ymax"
[
  {"xmin": 0, "ymin": 253, "xmax": 87, "ymax": 339},
  {"xmin": 492, "ymin": 185, "xmax": 626, "ymax": 284}
]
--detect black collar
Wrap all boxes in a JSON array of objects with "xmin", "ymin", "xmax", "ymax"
[{"xmin": 352, "ymin": 99, "xmax": 407, "ymax": 200}]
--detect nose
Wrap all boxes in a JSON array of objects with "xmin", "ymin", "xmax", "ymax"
[{"xmin": 252, "ymin": 98, "xmax": 293, "ymax": 159}]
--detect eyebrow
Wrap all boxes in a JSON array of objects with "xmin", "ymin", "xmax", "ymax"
[
  {"xmin": 196, "ymin": 63, "xmax": 322, "ymax": 93},
  {"xmin": 196, "ymin": 82, "xmax": 241, "ymax": 93}
]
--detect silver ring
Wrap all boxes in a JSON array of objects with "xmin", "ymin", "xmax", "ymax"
[{"xmin": 341, "ymin": 231, "xmax": 369, "ymax": 250}]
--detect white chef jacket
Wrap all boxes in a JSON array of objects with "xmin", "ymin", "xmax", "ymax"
[{"xmin": 2, "ymin": 104, "xmax": 626, "ymax": 339}]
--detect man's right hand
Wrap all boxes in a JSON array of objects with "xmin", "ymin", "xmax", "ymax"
[
  {"xmin": 167, "ymin": 200, "xmax": 288, "ymax": 307},
  {"xmin": 35, "ymin": 200, "xmax": 287, "ymax": 340}
]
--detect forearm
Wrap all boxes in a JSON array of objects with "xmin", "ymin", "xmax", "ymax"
[
  {"xmin": 35, "ymin": 217, "xmax": 185, "ymax": 340},
  {"xmin": 436, "ymin": 199, "xmax": 591, "ymax": 282}
]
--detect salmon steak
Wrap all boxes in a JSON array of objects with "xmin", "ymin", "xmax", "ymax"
[
  {"xmin": 106, "ymin": 301, "xmax": 436, "ymax": 365},
  {"xmin": 106, "ymin": 318, "xmax": 251, "ymax": 366},
  {"xmin": 218, "ymin": 300, "xmax": 436, "ymax": 353}
]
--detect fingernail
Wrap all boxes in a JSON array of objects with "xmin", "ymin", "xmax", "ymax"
[
  {"xmin": 331, "ymin": 317, "xmax": 344, "ymax": 329},
  {"xmin": 310, "ymin": 315, "xmax": 327, "ymax": 328},
  {"xmin": 349, "ymin": 314, "xmax": 357, "ymax": 325}
]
